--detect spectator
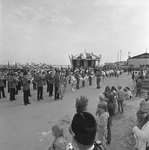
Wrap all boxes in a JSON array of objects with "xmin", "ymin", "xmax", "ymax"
[
  {"xmin": 96, "ymin": 94, "xmax": 107, "ymax": 116},
  {"xmin": 135, "ymin": 79, "xmax": 142, "ymax": 98},
  {"xmin": 133, "ymin": 102, "xmax": 149, "ymax": 150},
  {"xmin": 96, "ymin": 102, "xmax": 109, "ymax": 148},
  {"xmin": 48, "ymin": 124, "xmax": 68, "ymax": 150},
  {"xmin": 103, "ymin": 86, "xmax": 111, "ymax": 99},
  {"xmin": 69, "ymin": 96, "xmax": 105, "ymax": 150},
  {"xmin": 117, "ymin": 86, "xmax": 125, "ymax": 113},
  {"xmin": 106, "ymin": 94, "xmax": 115, "ymax": 145}
]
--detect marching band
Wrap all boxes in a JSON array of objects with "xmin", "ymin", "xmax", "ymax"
[{"xmin": 0, "ymin": 67, "xmax": 123, "ymax": 105}]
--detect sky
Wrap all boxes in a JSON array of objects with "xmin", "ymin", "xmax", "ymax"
[{"xmin": 0, "ymin": 0, "xmax": 149, "ymax": 65}]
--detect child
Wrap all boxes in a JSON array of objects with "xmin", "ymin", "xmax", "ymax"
[
  {"xmin": 48, "ymin": 124, "xmax": 68, "ymax": 150},
  {"xmin": 123, "ymin": 88, "xmax": 130, "ymax": 100},
  {"xmin": 117, "ymin": 86, "xmax": 125, "ymax": 112},
  {"xmin": 135, "ymin": 79, "xmax": 142, "ymax": 98},
  {"xmin": 125, "ymin": 87, "xmax": 132, "ymax": 99},
  {"xmin": 70, "ymin": 73, "xmax": 76, "ymax": 92},
  {"xmin": 96, "ymin": 102, "xmax": 109, "ymax": 148},
  {"xmin": 96, "ymin": 94, "xmax": 107, "ymax": 116},
  {"xmin": 134, "ymin": 100, "xmax": 149, "ymax": 149}
]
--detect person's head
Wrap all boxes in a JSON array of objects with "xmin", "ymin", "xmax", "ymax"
[
  {"xmin": 97, "ymin": 102, "xmax": 107, "ymax": 114},
  {"xmin": 117, "ymin": 86, "xmax": 122, "ymax": 90},
  {"xmin": 104, "ymin": 86, "xmax": 111, "ymax": 93},
  {"xmin": 52, "ymin": 124, "xmax": 64, "ymax": 138},
  {"xmin": 126, "ymin": 87, "xmax": 130, "ymax": 91},
  {"xmin": 140, "ymin": 100, "xmax": 149, "ymax": 113},
  {"xmin": 111, "ymin": 86, "xmax": 117, "ymax": 92},
  {"xmin": 23, "ymin": 72, "xmax": 27, "ymax": 77},
  {"xmin": 123, "ymin": 88, "xmax": 128, "ymax": 92},
  {"xmin": 69, "ymin": 96, "xmax": 97, "ymax": 149},
  {"xmin": 56, "ymin": 70, "xmax": 60, "ymax": 74},
  {"xmin": 99, "ymin": 94, "xmax": 105, "ymax": 102}
]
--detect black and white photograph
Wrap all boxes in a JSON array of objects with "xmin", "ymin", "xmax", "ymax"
[{"xmin": 0, "ymin": 0, "xmax": 149, "ymax": 150}]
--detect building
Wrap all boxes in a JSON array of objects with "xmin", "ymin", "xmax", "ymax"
[
  {"xmin": 127, "ymin": 53, "xmax": 149, "ymax": 67},
  {"xmin": 69, "ymin": 51, "xmax": 100, "ymax": 69}
]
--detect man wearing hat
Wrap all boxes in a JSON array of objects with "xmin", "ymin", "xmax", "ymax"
[
  {"xmin": 48, "ymin": 71, "xmax": 54, "ymax": 97},
  {"xmin": 53, "ymin": 70, "xmax": 60, "ymax": 100},
  {"xmin": 88, "ymin": 69, "xmax": 92, "ymax": 86},
  {"xmin": 7, "ymin": 71, "xmax": 16, "ymax": 101},
  {"xmin": 34, "ymin": 72, "xmax": 44, "ymax": 100},
  {"xmin": 95, "ymin": 70, "xmax": 101, "ymax": 89},
  {"xmin": 74, "ymin": 70, "xmax": 80, "ymax": 89},
  {"xmin": 22, "ymin": 72, "xmax": 31, "ymax": 105},
  {"xmin": 45, "ymin": 71, "xmax": 50, "ymax": 92},
  {"xmin": 0, "ymin": 72, "xmax": 6, "ymax": 99},
  {"xmin": 69, "ymin": 96, "xmax": 105, "ymax": 150}
]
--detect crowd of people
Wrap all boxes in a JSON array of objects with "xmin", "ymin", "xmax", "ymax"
[
  {"xmin": 1, "ymin": 65, "xmax": 149, "ymax": 150},
  {"xmin": 47, "ymin": 81, "xmax": 149, "ymax": 150}
]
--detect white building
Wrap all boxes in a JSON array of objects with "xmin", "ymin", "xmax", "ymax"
[{"xmin": 127, "ymin": 53, "xmax": 149, "ymax": 67}]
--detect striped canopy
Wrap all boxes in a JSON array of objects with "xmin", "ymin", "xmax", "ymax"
[{"xmin": 72, "ymin": 52, "xmax": 99, "ymax": 60}]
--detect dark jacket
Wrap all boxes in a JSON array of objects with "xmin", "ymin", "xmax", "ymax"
[
  {"xmin": 107, "ymin": 102, "xmax": 115, "ymax": 117},
  {"xmin": 22, "ymin": 77, "xmax": 29, "ymax": 91},
  {"xmin": 35, "ymin": 76, "xmax": 44, "ymax": 87}
]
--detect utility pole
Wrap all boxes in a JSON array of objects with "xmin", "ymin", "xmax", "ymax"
[
  {"xmin": 117, "ymin": 51, "xmax": 119, "ymax": 62},
  {"xmin": 119, "ymin": 50, "xmax": 122, "ymax": 62}
]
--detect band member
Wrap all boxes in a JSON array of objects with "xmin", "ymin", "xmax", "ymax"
[
  {"xmin": 0, "ymin": 73, "xmax": 6, "ymax": 99},
  {"xmin": 2, "ymin": 73, "xmax": 7, "ymax": 88},
  {"xmin": 70, "ymin": 72, "xmax": 76, "ymax": 92},
  {"xmin": 18, "ymin": 71, "xmax": 22, "ymax": 90},
  {"xmin": 7, "ymin": 72, "xmax": 16, "ymax": 101},
  {"xmin": 81, "ymin": 70, "xmax": 86, "ymax": 87},
  {"xmin": 22, "ymin": 72, "xmax": 31, "ymax": 105},
  {"xmin": 27, "ymin": 72, "xmax": 32, "ymax": 97},
  {"xmin": 88, "ymin": 69, "xmax": 92, "ymax": 85},
  {"xmin": 75, "ymin": 70, "xmax": 80, "ymax": 89},
  {"xmin": 14, "ymin": 72, "xmax": 19, "ymax": 95},
  {"xmin": 45, "ymin": 71, "xmax": 50, "ymax": 92},
  {"xmin": 48, "ymin": 71, "xmax": 54, "ymax": 97},
  {"xmin": 53, "ymin": 70, "xmax": 60, "ymax": 100},
  {"xmin": 32, "ymin": 72, "xmax": 37, "ymax": 90},
  {"xmin": 95, "ymin": 70, "xmax": 101, "ymax": 89},
  {"xmin": 35, "ymin": 72, "xmax": 44, "ymax": 100}
]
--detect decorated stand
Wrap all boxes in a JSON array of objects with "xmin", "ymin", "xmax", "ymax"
[{"xmin": 69, "ymin": 51, "xmax": 101, "ymax": 69}]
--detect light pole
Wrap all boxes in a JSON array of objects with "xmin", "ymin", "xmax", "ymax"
[
  {"xmin": 117, "ymin": 50, "xmax": 119, "ymax": 62},
  {"xmin": 117, "ymin": 50, "xmax": 121, "ymax": 62},
  {"xmin": 119, "ymin": 50, "xmax": 122, "ymax": 62}
]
